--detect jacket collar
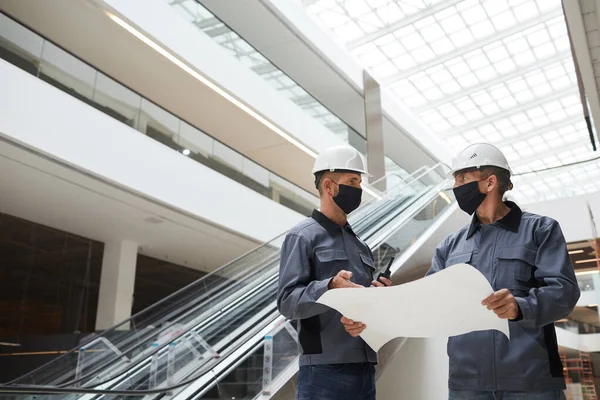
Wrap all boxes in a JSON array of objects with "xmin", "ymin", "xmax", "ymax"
[
  {"xmin": 311, "ymin": 209, "xmax": 356, "ymax": 236},
  {"xmin": 467, "ymin": 201, "xmax": 522, "ymax": 239}
]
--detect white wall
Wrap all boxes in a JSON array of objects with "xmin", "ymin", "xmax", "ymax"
[
  {"xmin": 523, "ymin": 192, "xmax": 600, "ymax": 242},
  {"xmin": 377, "ymin": 338, "xmax": 449, "ymax": 400},
  {"xmin": 556, "ymin": 327, "xmax": 600, "ymax": 352},
  {"xmin": 0, "ymin": 60, "xmax": 304, "ymax": 243}
]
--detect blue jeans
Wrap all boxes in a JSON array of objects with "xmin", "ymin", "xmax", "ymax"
[
  {"xmin": 449, "ymin": 390, "xmax": 566, "ymax": 400},
  {"xmin": 296, "ymin": 363, "xmax": 376, "ymax": 400}
]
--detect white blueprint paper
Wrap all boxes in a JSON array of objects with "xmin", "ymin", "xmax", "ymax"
[{"xmin": 316, "ymin": 263, "xmax": 510, "ymax": 352}]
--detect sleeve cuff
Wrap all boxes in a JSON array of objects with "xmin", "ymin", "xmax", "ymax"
[{"xmin": 513, "ymin": 297, "xmax": 532, "ymax": 322}]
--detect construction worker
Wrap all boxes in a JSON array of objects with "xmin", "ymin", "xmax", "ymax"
[
  {"xmin": 429, "ymin": 143, "xmax": 580, "ymax": 399},
  {"xmin": 277, "ymin": 145, "xmax": 391, "ymax": 400}
]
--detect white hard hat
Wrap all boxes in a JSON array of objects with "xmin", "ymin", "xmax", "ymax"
[
  {"xmin": 449, "ymin": 143, "xmax": 512, "ymax": 176},
  {"xmin": 312, "ymin": 145, "xmax": 369, "ymax": 175}
]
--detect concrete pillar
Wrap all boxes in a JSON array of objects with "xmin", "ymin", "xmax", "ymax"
[
  {"xmin": 95, "ymin": 240, "xmax": 138, "ymax": 331},
  {"xmin": 363, "ymin": 70, "xmax": 386, "ymax": 191}
]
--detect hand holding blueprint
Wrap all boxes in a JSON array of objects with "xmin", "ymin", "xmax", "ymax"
[{"xmin": 316, "ymin": 263, "xmax": 510, "ymax": 351}]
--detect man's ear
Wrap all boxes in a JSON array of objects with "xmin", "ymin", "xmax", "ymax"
[{"xmin": 486, "ymin": 174, "xmax": 498, "ymax": 193}]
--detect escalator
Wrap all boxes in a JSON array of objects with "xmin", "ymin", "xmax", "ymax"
[{"xmin": 0, "ymin": 164, "xmax": 454, "ymax": 400}]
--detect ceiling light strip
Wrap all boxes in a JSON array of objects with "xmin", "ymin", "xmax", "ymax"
[{"xmin": 105, "ymin": 12, "xmax": 318, "ymax": 159}]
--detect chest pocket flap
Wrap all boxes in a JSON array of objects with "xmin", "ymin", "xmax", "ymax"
[
  {"xmin": 496, "ymin": 247, "xmax": 536, "ymax": 289},
  {"xmin": 315, "ymin": 249, "xmax": 348, "ymax": 262},
  {"xmin": 359, "ymin": 253, "xmax": 375, "ymax": 270},
  {"xmin": 445, "ymin": 251, "xmax": 473, "ymax": 267}
]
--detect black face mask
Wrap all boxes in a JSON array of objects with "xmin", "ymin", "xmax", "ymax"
[
  {"xmin": 333, "ymin": 184, "xmax": 362, "ymax": 214},
  {"xmin": 453, "ymin": 180, "xmax": 486, "ymax": 215}
]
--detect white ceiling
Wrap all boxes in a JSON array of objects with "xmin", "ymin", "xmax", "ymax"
[
  {"xmin": 0, "ymin": 138, "xmax": 259, "ymax": 273},
  {"xmin": 300, "ymin": 0, "xmax": 600, "ymax": 204}
]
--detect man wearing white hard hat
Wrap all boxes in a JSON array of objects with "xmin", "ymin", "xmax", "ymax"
[
  {"xmin": 277, "ymin": 145, "xmax": 391, "ymax": 400},
  {"xmin": 428, "ymin": 143, "xmax": 580, "ymax": 399}
]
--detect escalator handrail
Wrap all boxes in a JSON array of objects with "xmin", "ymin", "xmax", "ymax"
[
  {"xmin": 1, "ymin": 164, "xmax": 443, "ymax": 389},
  {"xmin": 0, "ymin": 182, "xmax": 453, "ymax": 396}
]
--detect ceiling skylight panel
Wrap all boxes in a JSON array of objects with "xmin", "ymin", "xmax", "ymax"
[
  {"xmin": 446, "ymin": 58, "xmax": 472, "ymax": 78},
  {"xmin": 513, "ymin": 1, "xmax": 540, "ymax": 23},
  {"xmin": 533, "ymin": 42, "xmax": 557, "ymax": 59},
  {"xmin": 547, "ymin": 16, "xmax": 568, "ymax": 38},
  {"xmin": 431, "ymin": 120, "xmax": 453, "ymax": 132},
  {"xmin": 358, "ymin": 48, "xmax": 387, "ymax": 67},
  {"xmin": 439, "ymin": 104, "xmax": 460, "ymax": 118},
  {"xmin": 472, "ymin": 91, "xmax": 494, "ymax": 106},
  {"xmin": 514, "ymin": 52, "xmax": 537, "ymax": 67},
  {"xmin": 454, "ymin": 98, "xmax": 477, "ymax": 113},
  {"xmin": 403, "ymin": 93, "xmax": 427, "ymax": 108},
  {"xmin": 479, "ymin": 102, "xmax": 500, "ymax": 115},
  {"xmin": 380, "ymin": 40, "xmax": 406, "ymax": 58},
  {"xmin": 553, "ymin": 36, "xmax": 571, "ymax": 52},
  {"xmin": 550, "ymin": 75, "xmax": 572, "ymax": 90},
  {"xmin": 463, "ymin": 108, "xmax": 484, "ymax": 122},
  {"xmin": 523, "ymin": 70, "xmax": 547, "ymax": 87},
  {"xmin": 513, "ymin": 90, "xmax": 535, "ymax": 105},
  {"xmin": 411, "ymin": 46, "xmax": 436, "ymax": 63},
  {"xmin": 393, "ymin": 54, "xmax": 417, "ymax": 71},
  {"xmin": 471, "ymin": 19, "xmax": 497, "ymax": 40},
  {"xmin": 457, "ymin": 74, "xmax": 480, "ymax": 89},
  {"xmin": 371, "ymin": 61, "xmax": 399, "ymax": 78},
  {"xmin": 419, "ymin": 110, "xmax": 444, "ymax": 123},
  {"xmin": 515, "ymin": 120, "xmax": 534, "ymax": 133},
  {"xmin": 423, "ymin": 87, "xmax": 444, "ymax": 101},
  {"xmin": 391, "ymin": 79, "xmax": 417, "ymax": 96},
  {"xmin": 318, "ymin": 8, "xmax": 350, "ymax": 29},
  {"xmin": 356, "ymin": 14, "xmax": 384, "ymax": 34},
  {"xmin": 475, "ymin": 66, "xmax": 498, "ymax": 81},
  {"xmin": 440, "ymin": 80, "xmax": 463, "ymax": 94},
  {"xmin": 463, "ymin": 129, "xmax": 481, "ymax": 141},
  {"xmin": 412, "ymin": 72, "xmax": 435, "ymax": 90},
  {"xmin": 509, "ymin": 112, "xmax": 529, "ymax": 125},
  {"xmin": 505, "ymin": 35, "xmax": 530, "ymax": 55},
  {"xmin": 465, "ymin": 50, "xmax": 490, "ymax": 70},
  {"xmin": 531, "ymin": 115, "xmax": 551, "ymax": 128},
  {"xmin": 376, "ymin": 3, "xmax": 404, "ymax": 25},
  {"xmin": 478, "ymin": 123, "xmax": 498, "ymax": 135},
  {"xmin": 334, "ymin": 22, "xmax": 363, "ymax": 41},
  {"xmin": 446, "ymin": 135, "xmax": 466, "ymax": 148},
  {"xmin": 482, "ymin": 0, "xmax": 510, "ymax": 17},
  {"xmin": 527, "ymin": 27, "xmax": 551, "ymax": 47},
  {"xmin": 418, "ymin": 21, "xmax": 446, "ymax": 42},
  {"xmin": 547, "ymin": 108, "xmax": 568, "ymax": 122},
  {"xmin": 450, "ymin": 29, "xmax": 475, "ymax": 47},
  {"xmin": 460, "ymin": 3, "xmax": 488, "ymax": 24},
  {"xmin": 492, "ymin": 10, "xmax": 517, "ymax": 31},
  {"xmin": 485, "ymin": 43, "xmax": 510, "ymax": 62},
  {"xmin": 517, "ymin": 147, "xmax": 535, "ymax": 158},
  {"xmin": 343, "ymin": 0, "xmax": 371, "ymax": 18},
  {"xmin": 430, "ymin": 37, "xmax": 455, "ymax": 56},
  {"xmin": 493, "ymin": 117, "xmax": 513, "ymax": 131},
  {"xmin": 488, "ymin": 83, "xmax": 511, "ymax": 100},
  {"xmin": 439, "ymin": 13, "xmax": 466, "ymax": 34},
  {"xmin": 428, "ymin": 67, "xmax": 453, "ymax": 85},
  {"xmin": 402, "ymin": 31, "xmax": 427, "ymax": 51},
  {"xmin": 543, "ymin": 63, "xmax": 566, "ymax": 80}
]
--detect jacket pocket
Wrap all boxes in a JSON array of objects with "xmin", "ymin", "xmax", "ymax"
[
  {"xmin": 445, "ymin": 251, "xmax": 473, "ymax": 268},
  {"xmin": 496, "ymin": 247, "xmax": 536, "ymax": 292},
  {"xmin": 359, "ymin": 253, "xmax": 375, "ymax": 270},
  {"xmin": 315, "ymin": 249, "xmax": 349, "ymax": 279}
]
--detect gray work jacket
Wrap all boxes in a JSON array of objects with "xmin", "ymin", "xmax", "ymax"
[
  {"xmin": 277, "ymin": 210, "xmax": 378, "ymax": 366},
  {"xmin": 427, "ymin": 201, "xmax": 580, "ymax": 392}
]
